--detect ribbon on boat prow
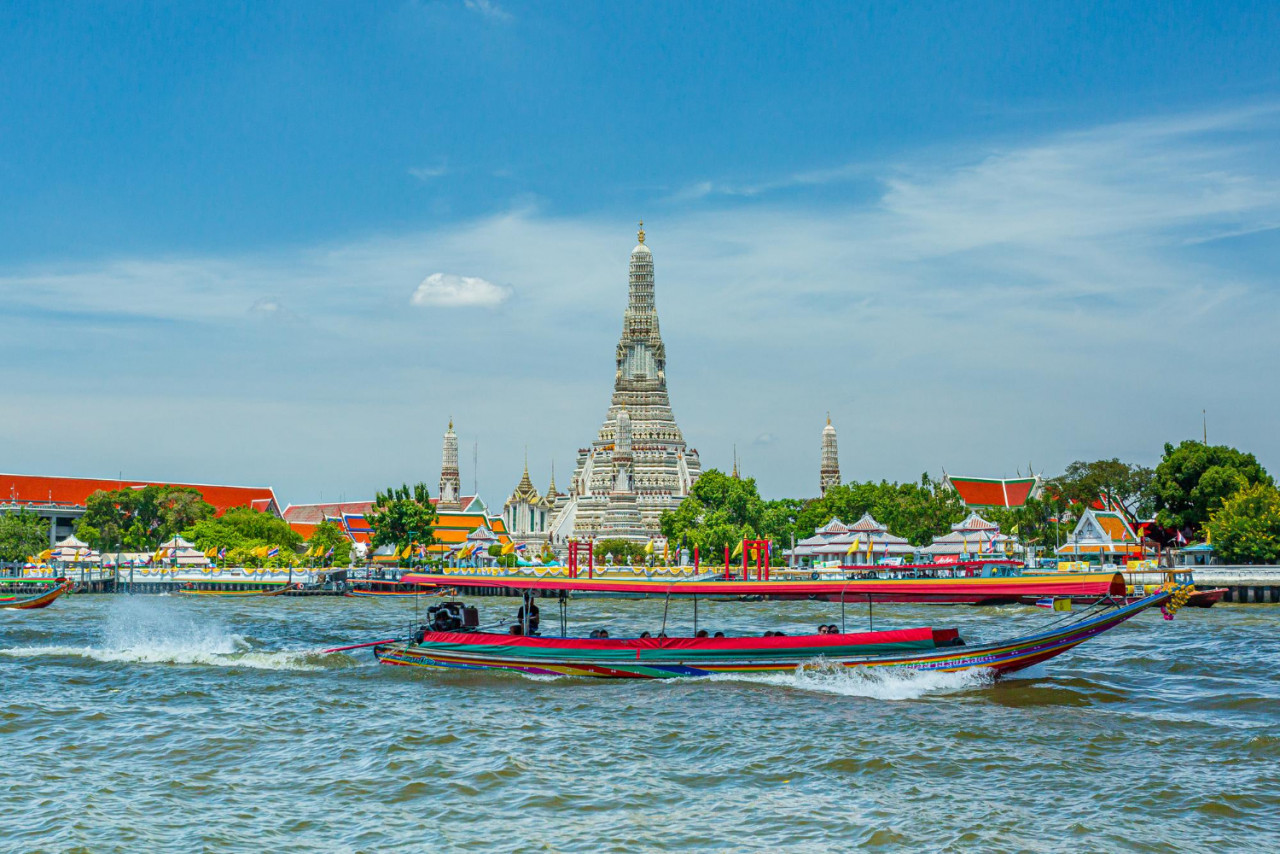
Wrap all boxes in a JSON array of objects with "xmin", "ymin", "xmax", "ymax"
[{"xmin": 1159, "ymin": 582, "xmax": 1194, "ymax": 620}]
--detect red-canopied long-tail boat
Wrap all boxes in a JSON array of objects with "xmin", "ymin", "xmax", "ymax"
[{"xmin": 356, "ymin": 578, "xmax": 1195, "ymax": 681}]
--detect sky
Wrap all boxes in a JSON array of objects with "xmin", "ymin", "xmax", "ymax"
[{"xmin": 2, "ymin": 0, "xmax": 1279, "ymax": 508}]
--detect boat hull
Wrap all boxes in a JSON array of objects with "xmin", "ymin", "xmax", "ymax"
[
  {"xmin": 1, "ymin": 581, "xmax": 72, "ymax": 610},
  {"xmin": 374, "ymin": 590, "xmax": 1170, "ymax": 680}
]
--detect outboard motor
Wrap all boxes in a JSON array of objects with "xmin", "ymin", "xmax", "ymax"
[{"xmin": 426, "ymin": 602, "xmax": 479, "ymax": 633}]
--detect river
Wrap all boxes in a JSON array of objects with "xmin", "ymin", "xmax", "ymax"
[{"xmin": 2, "ymin": 594, "xmax": 1277, "ymax": 852}]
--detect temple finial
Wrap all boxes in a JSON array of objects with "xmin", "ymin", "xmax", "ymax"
[
  {"xmin": 637, "ymin": 220, "xmax": 645, "ymax": 244},
  {"xmin": 826, "ymin": 411, "xmax": 831, "ymax": 426}
]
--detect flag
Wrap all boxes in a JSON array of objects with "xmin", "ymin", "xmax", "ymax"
[
  {"xmin": 205, "ymin": 547, "xmax": 218, "ymax": 558},
  {"xmin": 325, "ymin": 546, "xmax": 334, "ymax": 557},
  {"xmin": 399, "ymin": 544, "xmax": 411, "ymax": 559},
  {"xmin": 267, "ymin": 546, "xmax": 280, "ymax": 558},
  {"xmin": 218, "ymin": 547, "xmax": 227, "ymax": 559},
  {"xmin": 731, "ymin": 540, "xmax": 743, "ymax": 558},
  {"xmin": 501, "ymin": 541, "xmax": 516, "ymax": 555},
  {"xmin": 845, "ymin": 536, "xmax": 861, "ymax": 556},
  {"xmin": 644, "ymin": 541, "xmax": 654, "ymax": 554},
  {"xmin": 38, "ymin": 549, "xmax": 52, "ymax": 561}
]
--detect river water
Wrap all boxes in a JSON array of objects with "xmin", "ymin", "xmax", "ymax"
[{"xmin": 2, "ymin": 594, "xmax": 1277, "ymax": 852}]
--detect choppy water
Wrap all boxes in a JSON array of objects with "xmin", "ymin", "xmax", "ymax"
[{"xmin": 2, "ymin": 594, "xmax": 1278, "ymax": 852}]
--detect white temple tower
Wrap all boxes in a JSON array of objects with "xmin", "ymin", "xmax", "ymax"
[
  {"xmin": 820, "ymin": 414, "xmax": 840, "ymax": 497},
  {"xmin": 439, "ymin": 419, "xmax": 462, "ymax": 510},
  {"xmin": 550, "ymin": 225, "xmax": 701, "ymax": 544}
]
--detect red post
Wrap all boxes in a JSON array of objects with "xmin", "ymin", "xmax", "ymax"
[
  {"xmin": 693, "ymin": 545, "xmax": 699, "ymax": 572},
  {"xmin": 741, "ymin": 539, "xmax": 749, "ymax": 581},
  {"xmin": 724, "ymin": 545, "xmax": 730, "ymax": 580},
  {"xmin": 588, "ymin": 538, "xmax": 594, "ymax": 579}
]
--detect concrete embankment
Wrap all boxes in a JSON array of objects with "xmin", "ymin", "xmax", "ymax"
[{"xmin": 1194, "ymin": 566, "xmax": 1280, "ymax": 604}]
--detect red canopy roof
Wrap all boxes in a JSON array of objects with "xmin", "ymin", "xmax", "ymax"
[{"xmin": 947, "ymin": 476, "xmax": 1039, "ymax": 508}]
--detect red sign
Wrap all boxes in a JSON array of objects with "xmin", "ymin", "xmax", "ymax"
[{"xmin": 935, "ymin": 555, "xmax": 960, "ymax": 565}]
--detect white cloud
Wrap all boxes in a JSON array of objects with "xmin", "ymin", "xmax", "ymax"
[
  {"xmin": 408, "ymin": 162, "xmax": 448, "ymax": 181},
  {"xmin": 410, "ymin": 272, "xmax": 511, "ymax": 307},
  {"xmin": 463, "ymin": 0, "xmax": 511, "ymax": 22}
]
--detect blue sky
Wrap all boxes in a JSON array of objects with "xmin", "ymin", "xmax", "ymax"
[{"xmin": 2, "ymin": 0, "xmax": 1278, "ymax": 507}]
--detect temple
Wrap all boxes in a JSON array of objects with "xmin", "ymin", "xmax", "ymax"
[
  {"xmin": 501, "ymin": 457, "xmax": 558, "ymax": 549},
  {"xmin": 820, "ymin": 415, "xmax": 840, "ymax": 496},
  {"xmin": 549, "ymin": 225, "xmax": 701, "ymax": 544}
]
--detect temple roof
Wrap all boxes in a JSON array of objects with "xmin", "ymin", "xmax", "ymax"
[
  {"xmin": 1, "ymin": 472, "xmax": 280, "ymax": 517},
  {"xmin": 848, "ymin": 512, "xmax": 885, "ymax": 533},
  {"xmin": 945, "ymin": 474, "xmax": 1040, "ymax": 508},
  {"xmin": 951, "ymin": 511, "xmax": 1000, "ymax": 532},
  {"xmin": 815, "ymin": 518, "xmax": 848, "ymax": 535},
  {"xmin": 506, "ymin": 463, "xmax": 542, "ymax": 506}
]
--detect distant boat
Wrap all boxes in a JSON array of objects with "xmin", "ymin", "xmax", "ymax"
[
  {"xmin": 345, "ymin": 579, "xmax": 439, "ymax": 598},
  {"xmin": 176, "ymin": 583, "xmax": 294, "ymax": 598}
]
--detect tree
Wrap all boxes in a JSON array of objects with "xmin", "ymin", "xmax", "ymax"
[
  {"xmin": 1048, "ymin": 459, "xmax": 1154, "ymax": 520},
  {"xmin": 1208, "ymin": 484, "xmax": 1280, "ymax": 565},
  {"xmin": 307, "ymin": 520, "xmax": 352, "ymax": 566},
  {"xmin": 183, "ymin": 507, "xmax": 303, "ymax": 558},
  {"xmin": 794, "ymin": 475, "xmax": 966, "ymax": 547},
  {"xmin": 77, "ymin": 486, "xmax": 215, "ymax": 551},
  {"xmin": 594, "ymin": 538, "xmax": 649, "ymax": 565},
  {"xmin": 1152, "ymin": 441, "xmax": 1273, "ymax": 535},
  {"xmin": 368, "ymin": 483, "xmax": 438, "ymax": 552},
  {"xmin": 660, "ymin": 469, "xmax": 767, "ymax": 557},
  {"xmin": 0, "ymin": 511, "xmax": 50, "ymax": 562}
]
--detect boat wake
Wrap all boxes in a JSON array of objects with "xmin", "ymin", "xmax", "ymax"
[
  {"xmin": 716, "ymin": 660, "xmax": 996, "ymax": 700},
  {"xmin": 0, "ymin": 598, "xmax": 345, "ymax": 672}
]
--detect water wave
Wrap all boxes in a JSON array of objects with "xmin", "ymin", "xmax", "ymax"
[
  {"xmin": 0, "ymin": 596, "xmax": 345, "ymax": 672},
  {"xmin": 715, "ymin": 660, "xmax": 996, "ymax": 700}
]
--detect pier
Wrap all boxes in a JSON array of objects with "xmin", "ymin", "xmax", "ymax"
[{"xmin": 1194, "ymin": 566, "xmax": 1280, "ymax": 603}]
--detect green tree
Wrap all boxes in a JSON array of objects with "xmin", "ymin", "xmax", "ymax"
[
  {"xmin": 1207, "ymin": 484, "xmax": 1280, "ymax": 564},
  {"xmin": 307, "ymin": 520, "xmax": 351, "ymax": 566},
  {"xmin": 1048, "ymin": 459, "xmax": 1155, "ymax": 521},
  {"xmin": 660, "ymin": 469, "xmax": 767, "ymax": 557},
  {"xmin": 77, "ymin": 486, "xmax": 215, "ymax": 551},
  {"xmin": 593, "ymin": 538, "xmax": 649, "ymax": 565},
  {"xmin": 368, "ymin": 483, "xmax": 438, "ymax": 552},
  {"xmin": 0, "ymin": 511, "xmax": 51, "ymax": 562},
  {"xmin": 795, "ymin": 475, "xmax": 966, "ymax": 547},
  {"xmin": 1152, "ymin": 441, "xmax": 1273, "ymax": 535},
  {"xmin": 183, "ymin": 507, "xmax": 302, "ymax": 555}
]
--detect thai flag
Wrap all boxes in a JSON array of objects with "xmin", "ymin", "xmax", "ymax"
[
  {"xmin": 267, "ymin": 546, "xmax": 280, "ymax": 558},
  {"xmin": 325, "ymin": 547, "xmax": 334, "ymax": 557},
  {"xmin": 218, "ymin": 547, "xmax": 227, "ymax": 559},
  {"xmin": 515, "ymin": 543, "xmax": 527, "ymax": 552}
]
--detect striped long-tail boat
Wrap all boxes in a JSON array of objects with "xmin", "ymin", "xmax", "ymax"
[{"xmin": 372, "ymin": 586, "xmax": 1190, "ymax": 680}]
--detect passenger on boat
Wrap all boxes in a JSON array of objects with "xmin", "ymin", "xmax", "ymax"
[
  {"xmin": 639, "ymin": 631, "xmax": 652, "ymax": 639},
  {"xmin": 598, "ymin": 629, "xmax": 609, "ymax": 638},
  {"xmin": 695, "ymin": 629, "xmax": 709, "ymax": 638},
  {"xmin": 816, "ymin": 625, "xmax": 828, "ymax": 634},
  {"xmin": 656, "ymin": 631, "xmax": 668, "ymax": 638},
  {"xmin": 508, "ymin": 624, "xmax": 524, "ymax": 635},
  {"xmin": 517, "ymin": 602, "xmax": 541, "ymax": 634},
  {"xmin": 713, "ymin": 631, "xmax": 725, "ymax": 638}
]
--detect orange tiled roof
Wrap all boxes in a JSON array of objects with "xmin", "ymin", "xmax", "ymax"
[
  {"xmin": 1, "ymin": 473, "xmax": 279, "ymax": 517},
  {"xmin": 947, "ymin": 476, "xmax": 1039, "ymax": 508}
]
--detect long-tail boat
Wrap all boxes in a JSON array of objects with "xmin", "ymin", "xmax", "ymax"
[
  {"xmin": 402, "ymin": 562, "xmax": 1125, "ymax": 606},
  {"xmin": 345, "ymin": 578, "xmax": 439, "ymax": 598},
  {"xmin": 356, "ymin": 579, "xmax": 1195, "ymax": 680},
  {"xmin": 176, "ymin": 582, "xmax": 295, "ymax": 598},
  {"xmin": 1, "ymin": 579, "xmax": 73, "ymax": 610}
]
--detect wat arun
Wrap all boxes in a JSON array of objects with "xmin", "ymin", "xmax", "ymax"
[{"xmin": 549, "ymin": 225, "xmax": 701, "ymax": 544}]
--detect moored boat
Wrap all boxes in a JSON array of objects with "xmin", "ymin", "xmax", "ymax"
[
  {"xmin": 345, "ymin": 579, "xmax": 439, "ymax": 598},
  {"xmin": 176, "ymin": 583, "xmax": 295, "ymax": 598},
  {"xmin": 1, "ymin": 579, "xmax": 73, "ymax": 610}
]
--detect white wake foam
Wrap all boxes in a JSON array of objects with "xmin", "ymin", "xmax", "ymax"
[
  {"xmin": 717, "ymin": 659, "xmax": 996, "ymax": 700},
  {"xmin": 0, "ymin": 598, "xmax": 331, "ymax": 671}
]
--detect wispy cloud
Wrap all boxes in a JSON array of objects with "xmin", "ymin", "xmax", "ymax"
[
  {"xmin": 411, "ymin": 272, "xmax": 511, "ymax": 307},
  {"xmin": 463, "ymin": 0, "xmax": 511, "ymax": 23},
  {"xmin": 408, "ymin": 161, "xmax": 449, "ymax": 181},
  {"xmin": 2, "ymin": 105, "xmax": 1278, "ymax": 502}
]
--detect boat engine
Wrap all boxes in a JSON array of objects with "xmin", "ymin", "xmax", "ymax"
[{"xmin": 426, "ymin": 601, "xmax": 479, "ymax": 633}]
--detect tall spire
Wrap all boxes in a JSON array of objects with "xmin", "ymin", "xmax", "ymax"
[
  {"xmin": 637, "ymin": 220, "xmax": 645, "ymax": 244},
  {"xmin": 820, "ymin": 415, "xmax": 840, "ymax": 497},
  {"xmin": 439, "ymin": 419, "xmax": 461, "ymax": 510}
]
